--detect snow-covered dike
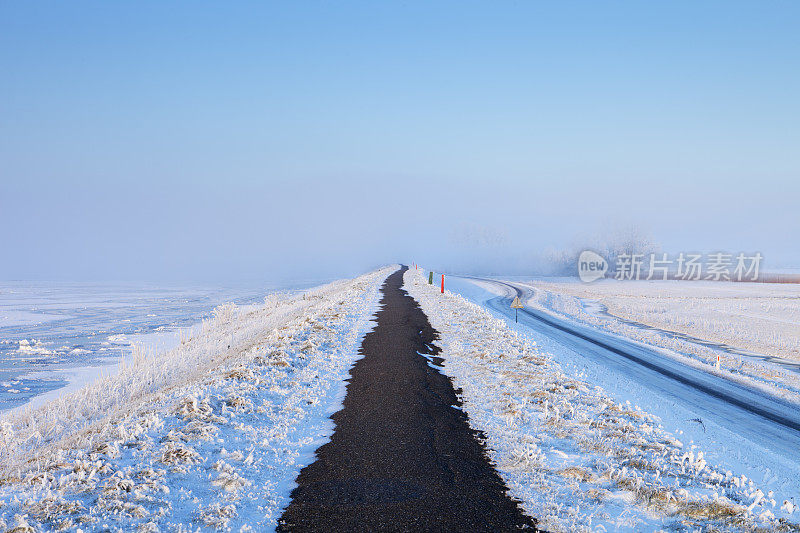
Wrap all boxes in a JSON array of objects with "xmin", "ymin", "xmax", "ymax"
[
  {"xmin": 403, "ymin": 268, "xmax": 799, "ymax": 532},
  {"xmin": 0, "ymin": 267, "xmax": 393, "ymax": 531}
]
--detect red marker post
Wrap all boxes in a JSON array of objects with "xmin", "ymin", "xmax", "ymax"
[{"xmin": 441, "ymin": 274, "xmax": 445, "ymax": 293}]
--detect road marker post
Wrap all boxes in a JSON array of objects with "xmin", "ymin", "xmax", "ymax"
[
  {"xmin": 441, "ymin": 274, "xmax": 444, "ymax": 294},
  {"xmin": 510, "ymin": 296, "xmax": 524, "ymax": 323},
  {"xmin": 716, "ymin": 353, "xmax": 720, "ymax": 370},
  {"xmin": 428, "ymin": 272, "xmax": 433, "ymax": 285}
]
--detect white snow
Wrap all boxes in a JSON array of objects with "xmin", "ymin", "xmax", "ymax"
[
  {"xmin": 16, "ymin": 339, "xmax": 56, "ymax": 356},
  {"xmin": 528, "ymin": 279, "xmax": 800, "ymax": 361},
  {"xmin": 0, "ymin": 310, "xmax": 66, "ymax": 329},
  {"xmin": 0, "ymin": 281, "xmax": 292, "ymax": 412},
  {"xmin": 404, "ymin": 268, "xmax": 799, "ymax": 532},
  {"xmin": 509, "ymin": 278, "xmax": 800, "ymax": 403},
  {"xmin": 0, "ymin": 267, "xmax": 393, "ymax": 531}
]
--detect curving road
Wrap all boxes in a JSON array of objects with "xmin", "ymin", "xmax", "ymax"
[{"xmin": 454, "ymin": 275, "xmax": 800, "ymax": 463}]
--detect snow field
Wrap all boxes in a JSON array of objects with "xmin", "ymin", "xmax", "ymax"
[
  {"xmin": 0, "ymin": 266, "xmax": 393, "ymax": 531},
  {"xmin": 516, "ymin": 280, "xmax": 800, "ymax": 403},
  {"xmin": 404, "ymin": 269, "xmax": 799, "ymax": 532},
  {"xmin": 532, "ymin": 280, "xmax": 800, "ymax": 358}
]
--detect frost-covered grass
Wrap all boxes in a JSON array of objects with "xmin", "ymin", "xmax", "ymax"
[
  {"xmin": 0, "ymin": 267, "xmax": 392, "ymax": 531},
  {"xmin": 514, "ymin": 279, "xmax": 800, "ymax": 402},
  {"xmin": 404, "ymin": 269, "xmax": 800, "ymax": 532}
]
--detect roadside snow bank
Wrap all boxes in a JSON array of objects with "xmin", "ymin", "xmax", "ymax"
[
  {"xmin": 404, "ymin": 268, "xmax": 798, "ymax": 532},
  {"xmin": 0, "ymin": 266, "xmax": 392, "ymax": 531},
  {"xmin": 520, "ymin": 280, "xmax": 800, "ymax": 402}
]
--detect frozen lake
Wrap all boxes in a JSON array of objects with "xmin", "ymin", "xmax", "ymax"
[{"xmin": 0, "ymin": 280, "xmax": 318, "ymax": 411}]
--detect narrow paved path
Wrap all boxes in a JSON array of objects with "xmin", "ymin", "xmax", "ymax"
[{"xmin": 278, "ymin": 266, "xmax": 536, "ymax": 532}]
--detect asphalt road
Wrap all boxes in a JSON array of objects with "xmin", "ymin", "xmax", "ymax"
[
  {"xmin": 278, "ymin": 267, "xmax": 536, "ymax": 532},
  {"xmin": 459, "ymin": 275, "xmax": 800, "ymax": 460}
]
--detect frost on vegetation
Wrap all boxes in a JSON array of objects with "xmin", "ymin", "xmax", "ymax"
[
  {"xmin": 0, "ymin": 266, "xmax": 393, "ymax": 531},
  {"xmin": 160, "ymin": 442, "xmax": 201, "ymax": 465},
  {"xmin": 212, "ymin": 302, "xmax": 239, "ymax": 324},
  {"xmin": 525, "ymin": 280, "xmax": 800, "ymax": 400},
  {"xmin": 211, "ymin": 460, "xmax": 252, "ymax": 492},
  {"xmin": 200, "ymin": 503, "xmax": 238, "ymax": 529},
  {"xmin": 404, "ymin": 268, "xmax": 800, "ymax": 533}
]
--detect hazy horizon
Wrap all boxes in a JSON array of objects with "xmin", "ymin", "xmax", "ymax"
[{"xmin": 2, "ymin": 2, "xmax": 798, "ymax": 283}]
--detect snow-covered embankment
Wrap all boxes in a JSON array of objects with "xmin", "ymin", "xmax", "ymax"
[
  {"xmin": 403, "ymin": 268, "xmax": 798, "ymax": 532},
  {"xmin": 0, "ymin": 266, "xmax": 393, "ymax": 531}
]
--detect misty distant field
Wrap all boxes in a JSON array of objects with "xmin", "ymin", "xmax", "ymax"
[{"xmin": 528, "ymin": 279, "xmax": 800, "ymax": 362}]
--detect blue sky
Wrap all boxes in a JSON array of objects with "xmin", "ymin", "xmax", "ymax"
[{"xmin": 1, "ymin": 2, "xmax": 798, "ymax": 281}]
